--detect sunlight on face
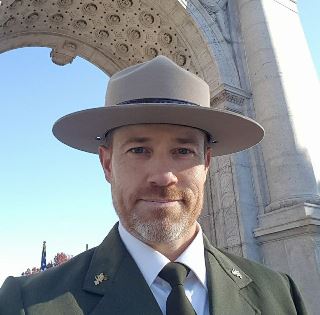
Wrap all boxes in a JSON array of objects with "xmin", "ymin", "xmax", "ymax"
[{"xmin": 99, "ymin": 124, "xmax": 211, "ymax": 244}]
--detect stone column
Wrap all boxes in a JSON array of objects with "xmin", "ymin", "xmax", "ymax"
[
  {"xmin": 237, "ymin": 0, "xmax": 320, "ymax": 210},
  {"xmin": 236, "ymin": 0, "xmax": 320, "ymax": 313}
]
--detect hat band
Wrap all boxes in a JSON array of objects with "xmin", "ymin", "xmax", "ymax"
[{"xmin": 117, "ymin": 98, "xmax": 200, "ymax": 106}]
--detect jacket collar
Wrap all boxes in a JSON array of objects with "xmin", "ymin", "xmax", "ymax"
[
  {"xmin": 83, "ymin": 223, "xmax": 162, "ymax": 315},
  {"xmin": 83, "ymin": 224, "xmax": 260, "ymax": 315},
  {"xmin": 203, "ymin": 234, "xmax": 261, "ymax": 314}
]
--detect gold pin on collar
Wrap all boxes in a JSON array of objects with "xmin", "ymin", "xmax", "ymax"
[
  {"xmin": 94, "ymin": 272, "xmax": 108, "ymax": 285},
  {"xmin": 231, "ymin": 268, "xmax": 243, "ymax": 279}
]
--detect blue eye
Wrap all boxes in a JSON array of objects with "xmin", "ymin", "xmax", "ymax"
[
  {"xmin": 177, "ymin": 148, "xmax": 193, "ymax": 155},
  {"xmin": 128, "ymin": 147, "xmax": 146, "ymax": 154}
]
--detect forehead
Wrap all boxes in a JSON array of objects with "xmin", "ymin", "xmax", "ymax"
[{"xmin": 112, "ymin": 124, "xmax": 206, "ymax": 143}]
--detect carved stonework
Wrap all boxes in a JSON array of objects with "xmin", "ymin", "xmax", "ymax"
[
  {"xmin": 95, "ymin": 29, "xmax": 109, "ymax": 40},
  {"xmin": 265, "ymin": 196, "xmax": 320, "ymax": 213},
  {"xmin": 210, "ymin": 83, "xmax": 251, "ymax": 113},
  {"xmin": 116, "ymin": 42, "xmax": 130, "ymax": 57},
  {"xmin": 50, "ymin": 40, "xmax": 77, "ymax": 65},
  {"xmin": 139, "ymin": 11, "xmax": 156, "ymax": 28},
  {"xmin": 117, "ymin": 0, "xmax": 140, "ymax": 11},
  {"xmin": 57, "ymin": 0, "xmax": 73, "ymax": 8},
  {"xmin": 26, "ymin": 12, "xmax": 40, "ymax": 24},
  {"xmin": 82, "ymin": 3, "xmax": 98, "ymax": 16},
  {"xmin": 50, "ymin": 13, "xmax": 64, "ymax": 25},
  {"xmin": 199, "ymin": 0, "xmax": 231, "ymax": 43},
  {"xmin": 106, "ymin": 14, "xmax": 121, "ymax": 26},
  {"xmin": 0, "ymin": 0, "xmax": 197, "ymax": 71},
  {"xmin": 158, "ymin": 31, "xmax": 175, "ymax": 47},
  {"xmin": 50, "ymin": 48, "xmax": 76, "ymax": 65},
  {"xmin": 63, "ymin": 41, "xmax": 77, "ymax": 51},
  {"xmin": 174, "ymin": 51, "xmax": 189, "ymax": 67},
  {"xmin": 74, "ymin": 19, "xmax": 88, "ymax": 30},
  {"xmin": 33, "ymin": 0, "xmax": 47, "ymax": 5},
  {"xmin": 116, "ymin": 0, "xmax": 134, "ymax": 10},
  {"xmin": 3, "ymin": 16, "xmax": 16, "ymax": 27},
  {"xmin": 9, "ymin": 0, "xmax": 22, "ymax": 10},
  {"xmin": 127, "ymin": 28, "xmax": 141, "ymax": 42},
  {"xmin": 145, "ymin": 45, "xmax": 158, "ymax": 59},
  {"xmin": 201, "ymin": 155, "xmax": 243, "ymax": 255}
]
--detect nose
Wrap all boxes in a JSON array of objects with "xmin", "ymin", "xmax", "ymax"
[{"xmin": 147, "ymin": 170, "xmax": 178, "ymax": 187}]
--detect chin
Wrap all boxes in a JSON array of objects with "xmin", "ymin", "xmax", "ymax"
[{"xmin": 129, "ymin": 216, "xmax": 191, "ymax": 244}]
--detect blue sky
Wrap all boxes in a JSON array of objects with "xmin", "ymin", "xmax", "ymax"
[
  {"xmin": 0, "ymin": 49, "xmax": 117, "ymax": 282},
  {"xmin": 298, "ymin": 1, "xmax": 320, "ymax": 73},
  {"xmin": 0, "ymin": 2, "xmax": 319, "ymax": 285}
]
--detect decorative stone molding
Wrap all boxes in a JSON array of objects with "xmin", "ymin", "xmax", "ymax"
[
  {"xmin": 82, "ymin": 3, "xmax": 98, "ymax": 16},
  {"xmin": 186, "ymin": 0, "xmax": 239, "ymax": 88},
  {"xmin": 200, "ymin": 155, "xmax": 244, "ymax": 256},
  {"xmin": 57, "ymin": 0, "xmax": 73, "ymax": 8},
  {"xmin": 254, "ymin": 203, "xmax": 320, "ymax": 314},
  {"xmin": 49, "ymin": 40, "xmax": 77, "ymax": 65},
  {"xmin": 50, "ymin": 48, "xmax": 75, "ymax": 65},
  {"xmin": 158, "ymin": 30, "xmax": 176, "ymax": 48},
  {"xmin": 254, "ymin": 203, "xmax": 320, "ymax": 241},
  {"xmin": 198, "ymin": 0, "xmax": 231, "ymax": 42},
  {"xmin": 0, "ymin": 0, "xmax": 220, "ymax": 80},
  {"xmin": 210, "ymin": 83, "xmax": 251, "ymax": 112},
  {"xmin": 265, "ymin": 196, "xmax": 320, "ymax": 213}
]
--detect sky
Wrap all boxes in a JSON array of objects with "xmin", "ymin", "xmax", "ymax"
[
  {"xmin": 0, "ymin": 46, "xmax": 117, "ymax": 283},
  {"xmin": 0, "ymin": 2, "xmax": 319, "ymax": 285}
]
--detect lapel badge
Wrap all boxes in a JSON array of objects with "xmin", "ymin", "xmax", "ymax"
[
  {"xmin": 94, "ymin": 272, "xmax": 108, "ymax": 286},
  {"xmin": 231, "ymin": 268, "xmax": 243, "ymax": 279}
]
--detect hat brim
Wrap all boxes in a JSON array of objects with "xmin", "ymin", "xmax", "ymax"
[{"xmin": 52, "ymin": 103, "xmax": 264, "ymax": 156}]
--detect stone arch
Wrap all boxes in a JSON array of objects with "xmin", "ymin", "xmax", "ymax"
[
  {"xmin": 0, "ymin": 0, "xmax": 234, "ymax": 95},
  {"xmin": 0, "ymin": 0, "xmax": 256, "ymax": 258},
  {"xmin": 186, "ymin": 0, "xmax": 240, "ymax": 87}
]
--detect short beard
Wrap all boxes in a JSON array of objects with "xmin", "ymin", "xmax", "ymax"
[
  {"xmin": 129, "ymin": 211, "xmax": 191, "ymax": 243},
  {"xmin": 112, "ymin": 185, "xmax": 203, "ymax": 244}
]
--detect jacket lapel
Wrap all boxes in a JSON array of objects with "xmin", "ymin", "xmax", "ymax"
[
  {"xmin": 203, "ymin": 236, "xmax": 261, "ymax": 315},
  {"xmin": 83, "ymin": 224, "xmax": 162, "ymax": 315},
  {"xmin": 81, "ymin": 225, "xmax": 261, "ymax": 315}
]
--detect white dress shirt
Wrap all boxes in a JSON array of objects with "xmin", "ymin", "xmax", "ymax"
[{"xmin": 118, "ymin": 222, "xmax": 210, "ymax": 315}]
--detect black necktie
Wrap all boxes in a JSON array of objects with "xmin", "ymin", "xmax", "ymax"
[{"xmin": 159, "ymin": 262, "xmax": 197, "ymax": 315}]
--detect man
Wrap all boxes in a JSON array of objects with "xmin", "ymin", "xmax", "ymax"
[{"xmin": 0, "ymin": 56, "xmax": 308, "ymax": 314}]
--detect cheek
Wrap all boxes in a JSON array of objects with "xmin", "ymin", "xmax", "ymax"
[
  {"xmin": 112, "ymin": 155, "xmax": 130, "ymax": 183},
  {"xmin": 111, "ymin": 158, "xmax": 145, "ymax": 201},
  {"xmin": 114, "ymin": 154, "xmax": 148, "ymax": 182},
  {"xmin": 183, "ymin": 166, "xmax": 208, "ymax": 188}
]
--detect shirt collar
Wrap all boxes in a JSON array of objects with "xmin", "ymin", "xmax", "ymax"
[
  {"xmin": 175, "ymin": 225, "xmax": 207, "ymax": 288},
  {"xmin": 118, "ymin": 222, "xmax": 207, "ymax": 288}
]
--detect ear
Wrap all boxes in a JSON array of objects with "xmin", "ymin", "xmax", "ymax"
[{"xmin": 98, "ymin": 145, "xmax": 113, "ymax": 183}]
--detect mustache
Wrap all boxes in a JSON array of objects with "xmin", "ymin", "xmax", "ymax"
[{"xmin": 136, "ymin": 186, "xmax": 189, "ymax": 200}]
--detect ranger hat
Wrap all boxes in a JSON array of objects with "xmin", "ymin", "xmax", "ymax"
[{"xmin": 53, "ymin": 55, "xmax": 264, "ymax": 156}]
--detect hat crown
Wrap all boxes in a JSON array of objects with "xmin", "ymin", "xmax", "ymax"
[
  {"xmin": 53, "ymin": 55, "xmax": 264, "ymax": 156},
  {"xmin": 105, "ymin": 55, "xmax": 210, "ymax": 107}
]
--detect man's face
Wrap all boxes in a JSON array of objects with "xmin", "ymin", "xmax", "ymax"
[{"xmin": 99, "ymin": 124, "xmax": 211, "ymax": 244}]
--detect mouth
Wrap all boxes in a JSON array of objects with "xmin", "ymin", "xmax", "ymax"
[
  {"xmin": 139, "ymin": 199, "xmax": 181, "ymax": 206},
  {"xmin": 144, "ymin": 199, "xmax": 179, "ymax": 202}
]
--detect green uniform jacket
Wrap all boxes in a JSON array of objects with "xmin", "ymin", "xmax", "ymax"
[{"xmin": 0, "ymin": 224, "xmax": 308, "ymax": 315}]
